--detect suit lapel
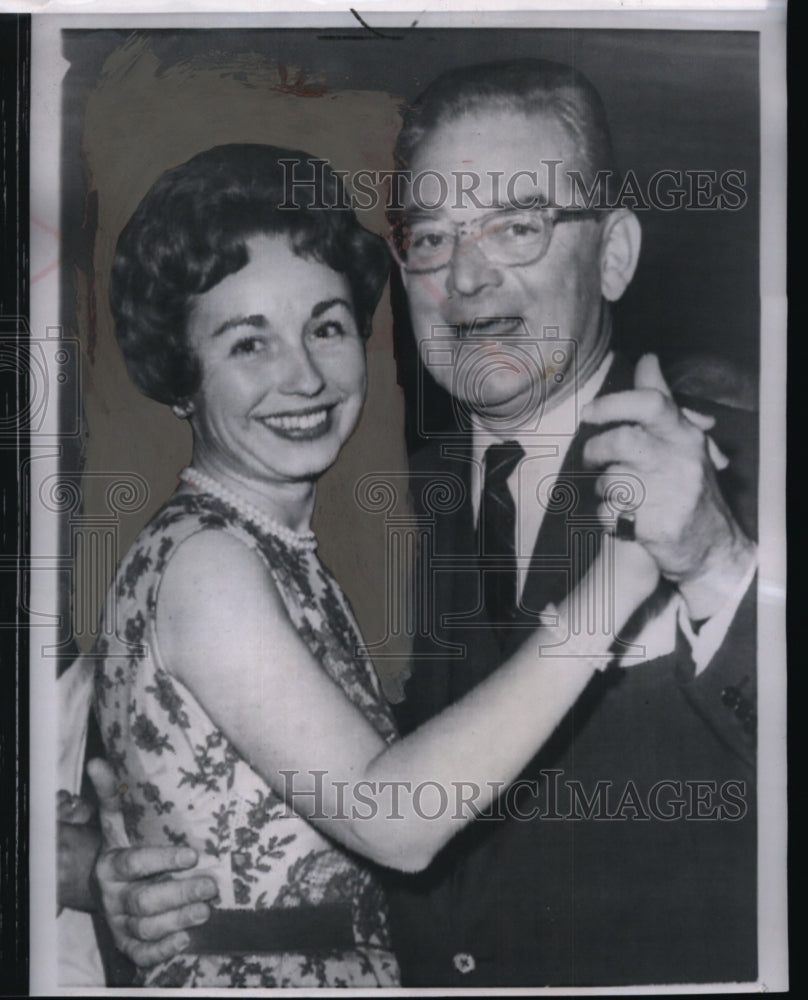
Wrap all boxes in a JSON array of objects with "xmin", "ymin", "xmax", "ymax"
[
  {"xmin": 406, "ymin": 441, "xmax": 501, "ymax": 702},
  {"xmin": 519, "ymin": 355, "xmax": 636, "ymax": 628}
]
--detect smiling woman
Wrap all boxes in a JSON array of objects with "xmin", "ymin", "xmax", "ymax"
[
  {"xmin": 184, "ymin": 235, "xmax": 368, "ymax": 523},
  {"xmin": 87, "ymin": 142, "xmax": 661, "ymax": 989}
]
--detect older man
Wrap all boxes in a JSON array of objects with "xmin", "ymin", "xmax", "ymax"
[
  {"xmin": 380, "ymin": 59, "xmax": 757, "ymax": 987},
  {"xmin": 79, "ymin": 59, "xmax": 758, "ymax": 987}
]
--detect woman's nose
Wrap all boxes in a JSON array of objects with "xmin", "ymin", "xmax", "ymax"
[
  {"xmin": 278, "ymin": 342, "xmax": 326, "ymax": 396},
  {"xmin": 446, "ymin": 239, "xmax": 504, "ymax": 298}
]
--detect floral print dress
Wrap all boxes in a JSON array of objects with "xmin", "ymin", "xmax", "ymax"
[{"xmin": 93, "ymin": 489, "xmax": 400, "ymax": 988}]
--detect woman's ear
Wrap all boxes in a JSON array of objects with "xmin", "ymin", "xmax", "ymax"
[
  {"xmin": 171, "ymin": 399, "xmax": 195, "ymax": 420},
  {"xmin": 599, "ymin": 209, "xmax": 642, "ymax": 302}
]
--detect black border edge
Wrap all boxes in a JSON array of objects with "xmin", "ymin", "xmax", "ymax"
[{"xmin": 0, "ymin": 12, "xmax": 31, "ymax": 996}]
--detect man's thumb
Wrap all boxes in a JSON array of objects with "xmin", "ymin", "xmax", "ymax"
[
  {"xmin": 634, "ymin": 353, "xmax": 673, "ymax": 397},
  {"xmin": 86, "ymin": 757, "xmax": 131, "ymax": 848}
]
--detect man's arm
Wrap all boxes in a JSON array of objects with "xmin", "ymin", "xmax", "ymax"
[{"xmin": 57, "ymin": 790, "xmax": 101, "ymax": 913}]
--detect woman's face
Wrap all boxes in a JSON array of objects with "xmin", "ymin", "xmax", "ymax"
[{"xmin": 186, "ymin": 233, "xmax": 367, "ymax": 487}]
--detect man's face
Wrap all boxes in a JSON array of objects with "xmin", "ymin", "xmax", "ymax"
[{"xmin": 400, "ymin": 108, "xmax": 607, "ymax": 429}]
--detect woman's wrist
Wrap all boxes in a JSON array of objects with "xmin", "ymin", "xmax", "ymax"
[{"xmin": 537, "ymin": 601, "xmax": 617, "ymax": 671}]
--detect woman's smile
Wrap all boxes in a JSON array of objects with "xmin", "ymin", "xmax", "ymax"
[{"xmin": 256, "ymin": 402, "xmax": 336, "ymax": 439}]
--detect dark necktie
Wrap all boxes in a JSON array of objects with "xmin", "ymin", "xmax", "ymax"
[
  {"xmin": 673, "ymin": 619, "xmax": 698, "ymax": 682},
  {"xmin": 480, "ymin": 440, "xmax": 525, "ymax": 643}
]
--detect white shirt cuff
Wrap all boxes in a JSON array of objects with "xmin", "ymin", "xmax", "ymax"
[{"xmin": 677, "ymin": 552, "xmax": 758, "ymax": 677}]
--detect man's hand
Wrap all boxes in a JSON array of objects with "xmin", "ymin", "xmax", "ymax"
[
  {"xmin": 582, "ymin": 353, "xmax": 755, "ymax": 620},
  {"xmin": 87, "ymin": 758, "xmax": 219, "ymax": 969},
  {"xmin": 58, "ymin": 790, "xmax": 101, "ymax": 913}
]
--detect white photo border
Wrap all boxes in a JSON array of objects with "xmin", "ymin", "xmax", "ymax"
[{"xmin": 27, "ymin": 5, "xmax": 787, "ymax": 995}]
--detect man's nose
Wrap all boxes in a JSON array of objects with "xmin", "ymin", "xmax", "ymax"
[
  {"xmin": 446, "ymin": 238, "xmax": 504, "ymax": 297},
  {"xmin": 278, "ymin": 342, "xmax": 326, "ymax": 397}
]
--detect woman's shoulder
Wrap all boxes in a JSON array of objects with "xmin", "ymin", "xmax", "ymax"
[
  {"xmin": 153, "ymin": 503, "xmax": 309, "ymax": 700},
  {"xmin": 163, "ymin": 515, "xmax": 271, "ymax": 582},
  {"xmin": 113, "ymin": 489, "xmax": 266, "ymax": 604},
  {"xmin": 147, "ymin": 489, "xmax": 277, "ymax": 596},
  {"xmin": 155, "ymin": 506, "xmax": 284, "ymax": 629}
]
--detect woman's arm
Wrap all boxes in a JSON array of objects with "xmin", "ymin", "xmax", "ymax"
[{"xmin": 155, "ymin": 529, "xmax": 658, "ymax": 873}]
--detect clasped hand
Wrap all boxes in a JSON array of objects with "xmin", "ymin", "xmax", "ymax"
[{"xmin": 582, "ymin": 354, "xmax": 752, "ymax": 611}]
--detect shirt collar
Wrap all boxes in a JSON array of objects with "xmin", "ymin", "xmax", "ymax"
[{"xmin": 471, "ymin": 348, "xmax": 614, "ymax": 462}]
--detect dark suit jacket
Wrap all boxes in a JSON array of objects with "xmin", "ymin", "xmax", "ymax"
[{"xmin": 386, "ymin": 355, "xmax": 758, "ymax": 987}]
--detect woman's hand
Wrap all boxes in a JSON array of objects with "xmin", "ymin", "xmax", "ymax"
[
  {"xmin": 87, "ymin": 758, "xmax": 219, "ymax": 969},
  {"xmin": 555, "ymin": 536, "xmax": 660, "ymax": 659}
]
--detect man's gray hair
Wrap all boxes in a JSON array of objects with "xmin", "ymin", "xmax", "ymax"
[{"xmin": 393, "ymin": 58, "xmax": 622, "ymax": 198}]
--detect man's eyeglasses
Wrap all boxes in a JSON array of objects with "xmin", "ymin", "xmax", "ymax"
[{"xmin": 390, "ymin": 207, "xmax": 603, "ymax": 275}]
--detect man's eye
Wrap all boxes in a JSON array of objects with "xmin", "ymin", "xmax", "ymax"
[
  {"xmin": 229, "ymin": 336, "xmax": 264, "ymax": 357},
  {"xmin": 500, "ymin": 220, "xmax": 542, "ymax": 240}
]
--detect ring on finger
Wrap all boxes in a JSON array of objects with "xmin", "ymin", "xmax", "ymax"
[{"xmin": 615, "ymin": 512, "xmax": 637, "ymax": 541}]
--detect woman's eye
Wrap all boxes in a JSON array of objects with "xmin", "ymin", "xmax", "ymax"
[
  {"xmin": 312, "ymin": 320, "xmax": 346, "ymax": 340},
  {"xmin": 229, "ymin": 336, "xmax": 264, "ymax": 357},
  {"xmin": 411, "ymin": 230, "xmax": 449, "ymax": 251}
]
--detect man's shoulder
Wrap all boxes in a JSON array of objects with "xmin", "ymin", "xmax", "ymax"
[
  {"xmin": 408, "ymin": 436, "xmax": 447, "ymax": 473},
  {"xmin": 408, "ymin": 432, "xmax": 471, "ymax": 468},
  {"xmin": 406, "ymin": 434, "xmax": 474, "ymax": 514}
]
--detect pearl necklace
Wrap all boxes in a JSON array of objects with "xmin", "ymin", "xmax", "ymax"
[{"xmin": 179, "ymin": 467, "xmax": 318, "ymax": 552}]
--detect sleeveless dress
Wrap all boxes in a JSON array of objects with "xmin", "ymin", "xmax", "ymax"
[{"xmin": 92, "ymin": 489, "xmax": 400, "ymax": 988}]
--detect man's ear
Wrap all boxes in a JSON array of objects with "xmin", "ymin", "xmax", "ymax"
[{"xmin": 599, "ymin": 209, "xmax": 641, "ymax": 302}]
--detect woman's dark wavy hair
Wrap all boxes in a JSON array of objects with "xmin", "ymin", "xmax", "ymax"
[{"xmin": 111, "ymin": 143, "xmax": 389, "ymax": 406}]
